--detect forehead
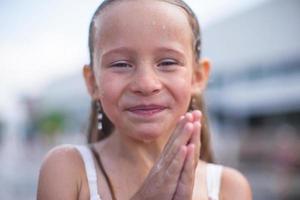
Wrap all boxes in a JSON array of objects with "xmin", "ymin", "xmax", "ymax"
[{"xmin": 93, "ymin": 0, "xmax": 193, "ymax": 53}]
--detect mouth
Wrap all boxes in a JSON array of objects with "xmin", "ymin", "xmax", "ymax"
[{"xmin": 126, "ymin": 104, "xmax": 167, "ymax": 117}]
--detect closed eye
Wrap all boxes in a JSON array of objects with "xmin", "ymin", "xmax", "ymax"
[
  {"xmin": 111, "ymin": 61, "xmax": 132, "ymax": 68},
  {"xmin": 159, "ymin": 59, "xmax": 178, "ymax": 66},
  {"xmin": 158, "ymin": 59, "xmax": 180, "ymax": 71}
]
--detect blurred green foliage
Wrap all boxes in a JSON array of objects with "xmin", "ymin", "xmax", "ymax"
[{"xmin": 37, "ymin": 111, "xmax": 65, "ymax": 136}]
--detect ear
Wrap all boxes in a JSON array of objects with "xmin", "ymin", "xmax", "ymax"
[
  {"xmin": 192, "ymin": 58, "xmax": 211, "ymax": 95},
  {"xmin": 83, "ymin": 64, "xmax": 98, "ymax": 100}
]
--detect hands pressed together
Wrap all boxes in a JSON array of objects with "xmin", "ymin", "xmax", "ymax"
[{"xmin": 132, "ymin": 110, "xmax": 202, "ymax": 200}]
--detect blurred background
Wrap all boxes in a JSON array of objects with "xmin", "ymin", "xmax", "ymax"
[{"xmin": 0, "ymin": 0, "xmax": 299, "ymax": 199}]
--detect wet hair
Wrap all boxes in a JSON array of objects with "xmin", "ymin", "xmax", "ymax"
[{"xmin": 86, "ymin": 0, "xmax": 214, "ymax": 163}]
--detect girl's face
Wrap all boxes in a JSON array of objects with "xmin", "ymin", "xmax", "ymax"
[{"xmin": 85, "ymin": 0, "xmax": 209, "ymax": 142}]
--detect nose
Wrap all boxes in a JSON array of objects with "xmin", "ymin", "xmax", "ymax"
[{"xmin": 129, "ymin": 66, "xmax": 162, "ymax": 96}]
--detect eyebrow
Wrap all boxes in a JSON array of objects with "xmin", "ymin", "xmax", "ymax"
[
  {"xmin": 155, "ymin": 47, "xmax": 186, "ymax": 57},
  {"xmin": 101, "ymin": 46, "xmax": 186, "ymax": 58},
  {"xmin": 101, "ymin": 47, "xmax": 136, "ymax": 58}
]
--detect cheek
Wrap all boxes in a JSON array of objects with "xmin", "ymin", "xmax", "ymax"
[
  {"xmin": 97, "ymin": 74, "xmax": 119, "ymax": 104},
  {"xmin": 177, "ymin": 80, "xmax": 192, "ymax": 108},
  {"xmin": 97, "ymin": 80, "xmax": 118, "ymax": 125},
  {"xmin": 97, "ymin": 73, "xmax": 125, "ymax": 122},
  {"xmin": 166, "ymin": 71, "xmax": 193, "ymax": 107}
]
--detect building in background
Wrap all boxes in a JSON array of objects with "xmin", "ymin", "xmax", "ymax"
[{"xmin": 203, "ymin": 0, "xmax": 300, "ymax": 199}]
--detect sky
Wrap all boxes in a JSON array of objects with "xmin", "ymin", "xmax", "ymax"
[{"xmin": 0, "ymin": 0, "xmax": 268, "ymax": 114}]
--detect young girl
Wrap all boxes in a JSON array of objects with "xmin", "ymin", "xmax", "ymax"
[{"xmin": 37, "ymin": 0, "xmax": 252, "ymax": 199}]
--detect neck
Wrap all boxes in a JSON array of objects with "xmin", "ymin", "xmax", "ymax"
[
  {"xmin": 97, "ymin": 129, "xmax": 173, "ymax": 199},
  {"xmin": 103, "ymin": 129, "xmax": 170, "ymax": 174}
]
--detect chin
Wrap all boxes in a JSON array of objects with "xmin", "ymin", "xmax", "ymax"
[{"xmin": 132, "ymin": 130, "xmax": 164, "ymax": 143}]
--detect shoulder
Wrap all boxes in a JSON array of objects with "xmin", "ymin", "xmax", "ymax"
[
  {"xmin": 220, "ymin": 166, "xmax": 252, "ymax": 200},
  {"xmin": 37, "ymin": 144, "xmax": 86, "ymax": 199}
]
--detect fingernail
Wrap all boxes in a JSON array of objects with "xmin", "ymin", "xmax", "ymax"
[
  {"xmin": 193, "ymin": 110, "xmax": 202, "ymax": 120},
  {"xmin": 196, "ymin": 110, "xmax": 202, "ymax": 117},
  {"xmin": 186, "ymin": 112, "xmax": 193, "ymax": 121}
]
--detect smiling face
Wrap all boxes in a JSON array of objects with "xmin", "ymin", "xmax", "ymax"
[{"xmin": 84, "ymin": 0, "xmax": 207, "ymax": 142}]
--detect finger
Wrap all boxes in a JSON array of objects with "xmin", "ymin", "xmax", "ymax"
[
  {"xmin": 161, "ymin": 122, "xmax": 194, "ymax": 168},
  {"xmin": 164, "ymin": 145, "xmax": 187, "ymax": 184},
  {"xmin": 185, "ymin": 112, "xmax": 194, "ymax": 122},
  {"xmin": 163, "ymin": 111, "xmax": 195, "ymax": 156},
  {"xmin": 173, "ymin": 144, "xmax": 195, "ymax": 200},
  {"xmin": 166, "ymin": 111, "xmax": 199, "ymax": 152},
  {"xmin": 163, "ymin": 114, "xmax": 190, "ymax": 153},
  {"xmin": 160, "ymin": 112, "xmax": 196, "ymax": 174},
  {"xmin": 189, "ymin": 121, "xmax": 201, "ymax": 169},
  {"xmin": 177, "ymin": 115, "xmax": 185, "ymax": 122},
  {"xmin": 134, "ymin": 146, "xmax": 187, "ymax": 200},
  {"xmin": 191, "ymin": 110, "xmax": 202, "ymax": 123},
  {"xmin": 142, "ymin": 145, "xmax": 188, "ymax": 200},
  {"xmin": 188, "ymin": 121, "xmax": 201, "ymax": 145}
]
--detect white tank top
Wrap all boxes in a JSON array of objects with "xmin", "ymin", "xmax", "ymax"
[{"xmin": 75, "ymin": 145, "xmax": 223, "ymax": 200}]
